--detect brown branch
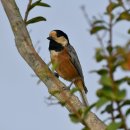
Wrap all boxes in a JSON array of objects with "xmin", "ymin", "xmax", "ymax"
[
  {"xmin": 108, "ymin": 0, "xmax": 113, "ymax": 47},
  {"xmin": 1, "ymin": 0, "xmax": 107, "ymax": 130},
  {"xmin": 107, "ymin": 4, "xmax": 128, "ymax": 126}
]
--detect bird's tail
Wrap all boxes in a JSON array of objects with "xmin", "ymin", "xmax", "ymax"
[
  {"xmin": 80, "ymin": 89, "xmax": 89, "ymax": 106},
  {"xmin": 74, "ymin": 79, "xmax": 89, "ymax": 106}
]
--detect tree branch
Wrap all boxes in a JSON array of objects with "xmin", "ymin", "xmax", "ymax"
[{"xmin": 1, "ymin": 0, "xmax": 107, "ymax": 129}]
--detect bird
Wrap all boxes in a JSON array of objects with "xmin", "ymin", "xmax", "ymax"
[{"xmin": 47, "ymin": 30, "xmax": 88, "ymax": 106}]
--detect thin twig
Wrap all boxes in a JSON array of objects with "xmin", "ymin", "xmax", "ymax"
[
  {"xmin": 117, "ymin": 102, "xmax": 128, "ymax": 130},
  {"xmin": 107, "ymin": 0, "xmax": 116, "ymax": 122},
  {"xmin": 107, "ymin": 2, "xmax": 128, "ymax": 126},
  {"xmin": 80, "ymin": 5, "xmax": 107, "ymax": 55},
  {"xmin": 120, "ymin": 0, "xmax": 128, "ymax": 11},
  {"xmin": 24, "ymin": 0, "xmax": 32, "ymax": 23},
  {"xmin": 107, "ymin": 52, "xmax": 128, "ymax": 129},
  {"xmin": 108, "ymin": 0, "xmax": 113, "ymax": 47}
]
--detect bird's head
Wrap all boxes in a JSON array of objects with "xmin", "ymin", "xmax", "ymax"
[{"xmin": 47, "ymin": 30, "xmax": 69, "ymax": 46}]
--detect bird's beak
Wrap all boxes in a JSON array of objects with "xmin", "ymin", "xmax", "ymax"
[{"xmin": 47, "ymin": 36, "xmax": 52, "ymax": 40}]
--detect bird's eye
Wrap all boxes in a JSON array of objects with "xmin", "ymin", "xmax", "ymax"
[{"xmin": 57, "ymin": 33, "xmax": 61, "ymax": 37}]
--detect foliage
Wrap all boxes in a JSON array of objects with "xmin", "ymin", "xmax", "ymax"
[
  {"xmin": 82, "ymin": 0, "xmax": 130, "ymax": 129},
  {"xmin": 24, "ymin": 0, "xmax": 50, "ymax": 25}
]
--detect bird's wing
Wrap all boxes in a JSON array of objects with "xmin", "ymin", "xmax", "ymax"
[{"xmin": 66, "ymin": 44, "xmax": 84, "ymax": 80}]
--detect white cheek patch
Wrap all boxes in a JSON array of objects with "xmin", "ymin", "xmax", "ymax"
[
  {"xmin": 55, "ymin": 37, "xmax": 68, "ymax": 46},
  {"xmin": 62, "ymin": 39, "xmax": 68, "ymax": 46}
]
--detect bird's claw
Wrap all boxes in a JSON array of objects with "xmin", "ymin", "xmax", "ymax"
[
  {"xmin": 54, "ymin": 72, "xmax": 59, "ymax": 78},
  {"xmin": 62, "ymin": 86, "xmax": 70, "ymax": 91}
]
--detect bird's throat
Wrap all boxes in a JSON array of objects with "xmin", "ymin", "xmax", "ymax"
[{"xmin": 49, "ymin": 40, "xmax": 64, "ymax": 52}]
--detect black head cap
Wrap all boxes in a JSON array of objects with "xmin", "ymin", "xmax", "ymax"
[{"xmin": 54, "ymin": 30, "xmax": 69, "ymax": 42}]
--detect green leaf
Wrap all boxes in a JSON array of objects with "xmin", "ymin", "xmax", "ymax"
[
  {"xmin": 107, "ymin": 45, "xmax": 113, "ymax": 54},
  {"xmin": 117, "ymin": 11, "xmax": 130, "ymax": 21},
  {"xmin": 90, "ymin": 69, "xmax": 108, "ymax": 75},
  {"xmin": 92, "ymin": 20, "xmax": 105, "ymax": 25},
  {"xmin": 96, "ymin": 97, "xmax": 109, "ymax": 109},
  {"xmin": 95, "ymin": 48, "xmax": 105, "ymax": 62},
  {"xmin": 82, "ymin": 127, "xmax": 89, "ymax": 130},
  {"xmin": 70, "ymin": 87, "xmax": 79, "ymax": 94},
  {"xmin": 115, "ymin": 77, "xmax": 126, "ymax": 85},
  {"xmin": 107, "ymin": 122, "xmax": 122, "ymax": 130},
  {"xmin": 29, "ymin": 0, "xmax": 50, "ymax": 11},
  {"xmin": 51, "ymin": 63, "xmax": 59, "ymax": 72},
  {"xmin": 101, "ymin": 104, "xmax": 113, "ymax": 114},
  {"xmin": 128, "ymin": 29, "xmax": 130, "ymax": 34},
  {"xmin": 90, "ymin": 26, "xmax": 107, "ymax": 34},
  {"xmin": 120, "ymin": 100, "xmax": 130, "ymax": 107},
  {"xmin": 29, "ymin": 0, "xmax": 41, "ymax": 11},
  {"xmin": 96, "ymin": 87, "xmax": 115, "ymax": 100},
  {"xmin": 115, "ymin": 89, "xmax": 126, "ymax": 101},
  {"xmin": 37, "ymin": 2, "xmax": 51, "ymax": 7},
  {"xmin": 69, "ymin": 114, "xmax": 80, "ymax": 123},
  {"xmin": 126, "ymin": 108, "xmax": 130, "ymax": 116},
  {"xmin": 97, "ymin": 87, "xmax": 126, "ymax": 101},
  {"xmin": 100, "ymin": 75, "xmax": 113, "ymax": 87},
  {"xmin": 51, "ymin": 90, "xmax": 60, "ymax": 95},
  {"xmin": 114, "ymin": 114, "xmax": 121, "ymax": 119},
  {"xmin": 97, "ymin": 69, "xmax": 108, "ymax": 75},
  {"xmin": 115, "ymin": 77, "xmax": 130, "ymax": 85},
  {"xmin": 84, "ymin": 103, "xmax": 96, "ymax": 116},
  {"xmin": 78, "ymin": 108, "xmax": 84, "ymax": 116},
  {"xmin": 107, "ymin": 2, "xmax": 120, "ymax": 13},
  {"xmin": 26, "ymin": 16, "xmax": 46, "ymax": 25}
]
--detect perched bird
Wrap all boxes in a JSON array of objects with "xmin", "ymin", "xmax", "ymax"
[{"xmin": 47, "ymin": 30, "xmax": 88, "ymax": 106}]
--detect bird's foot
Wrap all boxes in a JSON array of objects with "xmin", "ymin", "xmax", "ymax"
[
  {"xmin": 62, "ymin": 86, "xmax": 70, "ymax": 91},
  {"xmin": 68, "ymin": 77, "xmax": 81, "ymax": 89},
  {"xmin": 54, "ymin": 72, "xmax": 59, "ymax": 78}
]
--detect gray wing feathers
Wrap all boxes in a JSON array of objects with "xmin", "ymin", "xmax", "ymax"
[
  {"xmin": 67, "ymin": 44, "xmax": 88, "ymax": 93},
  {"xmin": 67, "ymin": 44, "xmax": 84, "ymax": 81}
]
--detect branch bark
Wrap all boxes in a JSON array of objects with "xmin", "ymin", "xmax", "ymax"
[{"xmin": 1, "ymin": 0, "xmax": 107, "ymax": 130}]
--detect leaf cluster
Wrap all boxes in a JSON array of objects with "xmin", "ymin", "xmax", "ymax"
[
  {"xmin": 24, "ymin": 0, "xmax": 50, "ymax": 25},
  {"xmin": 88, "ymin": 0, "xmax": 130, "ymax": 129}
]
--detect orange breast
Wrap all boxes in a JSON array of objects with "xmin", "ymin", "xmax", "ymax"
[{"xmin": 50, "ymin": 48, "xmax": 79, "ymax": 81}]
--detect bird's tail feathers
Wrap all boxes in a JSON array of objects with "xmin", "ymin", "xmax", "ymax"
[
  {"xmin": 74, "ymin": 80, "xmax": 89, "ymax": 106},
  {"xmin": 80, "ymin": 89, "xmax": 89, "ymax": 106}
]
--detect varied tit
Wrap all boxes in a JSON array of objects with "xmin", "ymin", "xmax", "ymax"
[{"xmin": 47, "ymin": 30, "xmax": 88, "ymax": 106}]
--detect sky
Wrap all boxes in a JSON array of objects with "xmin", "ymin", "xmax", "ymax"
[{"xmin": 0, "ymin": 0, "xmax": 130, "ymax": 130}]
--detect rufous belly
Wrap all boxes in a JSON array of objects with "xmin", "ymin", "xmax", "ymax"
[{"xmin": 50, "ymin": 50, "xmax": 79, "ymax": 81}]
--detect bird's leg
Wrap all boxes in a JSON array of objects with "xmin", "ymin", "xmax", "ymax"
[
  {"xmin": 68, "ymin": 77, "xmax": 81, "ymax": 89},
  {"xmin": 62, "ymin": 77, "xmax": 82, "ymax": 91},
  {"xmin": 62, "ymin": 78, "xmax": 78, "ymax": 91},
  {"xmin": 68, "ymin": 79, "xmax": 75, "ymax": 89}
]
